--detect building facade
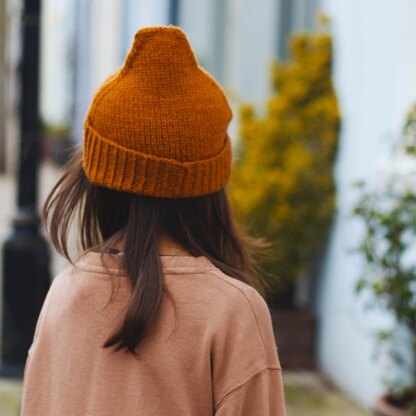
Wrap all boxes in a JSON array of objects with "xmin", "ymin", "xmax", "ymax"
[{"xmin": 317, "ymin": 0, "xmax": 416, "ymax": 407}]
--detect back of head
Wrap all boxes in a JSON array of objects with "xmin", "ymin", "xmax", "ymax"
[{"xmin": 43, "ymin": 26, "xmax": 267, "ymax": 356}]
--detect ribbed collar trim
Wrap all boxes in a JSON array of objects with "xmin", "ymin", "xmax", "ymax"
[{"xmin": 74, "ymin": 251, "xmax": 216, "ymax": 276}]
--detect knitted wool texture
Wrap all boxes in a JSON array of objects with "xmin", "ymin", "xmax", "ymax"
[{"xmin": 83, "ymin": 26, "xmax": 233, "ymax": 198}]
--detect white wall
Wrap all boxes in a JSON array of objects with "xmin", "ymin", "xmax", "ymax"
[
  {"xmin": 40, "ymin": 0, "xmax": 72, "ymax": 127},
  {"xmin": 179, "ymin": 0, "xmax": 216, "ymax": 71},
  {"xmin": 2, "ymin": 0, "xmax": 21, "ymax": 173},
  {"xmin": 317, "ymin": 0, "xmax": 416, "ymax": 408},
  {"xmin": 89, "ymin": 0, "xmax": 123, "ymax": 93},
  {"xmin": 224, "ymin": 0, "xmax": 280, "ymax": 107},
  {"xmin": 0, "ymin": 0, "xmax": 7, "ymax": 170}
]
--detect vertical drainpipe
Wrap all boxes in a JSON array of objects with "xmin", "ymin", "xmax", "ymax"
[
  {"xmin": 277, "ymin": 0, "xmax": 293, "ymax": 59},
  {"xmin": 212, "ymin": 0, "xmax": 227, "ymax": 85},
  {"xmin": 168, "ymin": 0, "xmax": 180, "ymax": 26}
]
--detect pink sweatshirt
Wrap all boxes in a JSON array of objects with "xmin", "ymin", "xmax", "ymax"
[{"xmin": 21, "ymin": 251, "xmax": 286, "ymax": 415}]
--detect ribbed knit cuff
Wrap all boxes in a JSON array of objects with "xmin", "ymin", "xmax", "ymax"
[{"xmin": 82, "ymin": 122, "xmax": 232, "ymax": 198}]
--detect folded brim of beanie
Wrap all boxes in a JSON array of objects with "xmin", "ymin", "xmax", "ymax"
[{"xmin": 83, "ymin": 121, "xmax": 232, "ymax": 198}]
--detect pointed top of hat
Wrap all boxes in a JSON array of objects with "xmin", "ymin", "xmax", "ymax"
[{"xmin": 124, "ymin": 26, "xmax": 199, "ymax": 71}]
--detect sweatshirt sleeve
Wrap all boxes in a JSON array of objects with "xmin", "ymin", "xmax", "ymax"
[
  {"xmin": 210, "ymin": 279, "xmax": 286, "ymax": 415},
  {"xmin": 214, "ymin": 367, "xmax": 286, "ymax": 416}
]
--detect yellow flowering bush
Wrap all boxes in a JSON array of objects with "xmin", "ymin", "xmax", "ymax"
[{"xmin": 230, "ymin": 29, "xmax": 341, "ymax": 306}]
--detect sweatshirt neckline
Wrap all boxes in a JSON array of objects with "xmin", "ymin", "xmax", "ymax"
[{"xmin": 74, "ymin": 250, "xmax": 216, "ymax": 276}]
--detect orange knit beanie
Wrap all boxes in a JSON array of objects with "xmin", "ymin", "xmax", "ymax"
[{"xmin": 82, "ymin": 25, "xmax": 233, "ymax": 198}]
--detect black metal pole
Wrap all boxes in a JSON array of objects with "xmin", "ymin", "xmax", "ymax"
[{"xmin": 0, "ymin": 0, "xmax": 50, "ymax": 378}]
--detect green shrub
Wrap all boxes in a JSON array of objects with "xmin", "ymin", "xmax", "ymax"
[
  {"xmin": 230, "ymin": 27, "xmax": 340, "ymax": 306},
  {"xmin": 354, "ymin": 104, "xmax": 416, "ymax": 411}
]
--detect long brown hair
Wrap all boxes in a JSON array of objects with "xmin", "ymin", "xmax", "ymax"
[{"xmin": 43, "ymin": 147, "xmax": 268, "ymax": 355}]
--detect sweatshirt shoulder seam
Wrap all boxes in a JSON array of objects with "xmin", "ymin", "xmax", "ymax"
[
  {"xmin": 207, "ymin": 269, "xmax": 267, "ymax": 356},
  {"xmin": 74, "ymin": 261, "xmax": 216, "ymax": 276},
  {"xmin": 214, "ymin": 366, "xmax": 282, "ymax": 411}
]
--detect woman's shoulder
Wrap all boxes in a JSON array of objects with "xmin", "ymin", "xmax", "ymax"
[
  {"xmin": 204, "ymin": 262, "xmax": 281, "ymax": 371},
  {"xmin": 181, "ymin": 259, "xmax": 272, "ymax": 333},
  {"xmin": 202, "ymin": 260, "xmax": 268, "ymax": 310}
]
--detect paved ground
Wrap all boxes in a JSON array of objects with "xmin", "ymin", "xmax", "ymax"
[
  {"xmin": 0, "ymin": 371, "xmax": 371, "ymax": 415},
  {"xmin": 283, "ymin": 372, "xmax": 371, "ymax": 416},
  {"xmin": 0, "ymin": 379, "xmax": 22, "ymax": 416},
  {"xmin": 0, "ymin": 165, "xmax": 371, "ymax": 415}
]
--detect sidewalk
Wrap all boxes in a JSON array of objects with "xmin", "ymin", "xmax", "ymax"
[
  {"xmin": 0, "ymin": 379, "xmax": 22, "ymax": 416},
  {"xmin": 283, "ymin": 372, "xmax": 370, "ymax": 416},
  {"xmin": 0, "ymin": 371, "xmax": 370, "ymax": 415}
]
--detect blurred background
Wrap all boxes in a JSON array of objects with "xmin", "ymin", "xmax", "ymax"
[{"xmin": 2, "ymin": 0, "xmax": 416, "ymax": 415}]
